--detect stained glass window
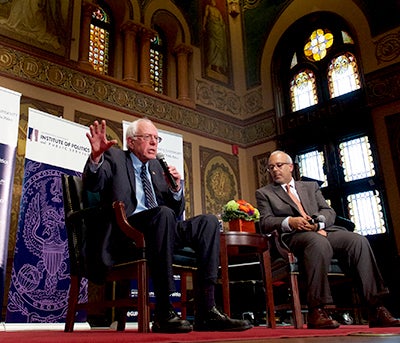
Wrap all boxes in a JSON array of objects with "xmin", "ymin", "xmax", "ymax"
[
  {"xmin": 297, "ymin": 150, "xmax": 327, "ymax": 187},
  {"xmin": 339, "ymin": 136, "xmax": 375, "ymax": 182},
  {"xmin": 340, "ymin": 136, "xmax": 384, "ymax": 235},
  {"xmin": 341, "ymin": 31, "xmax": 354, "ymax": 44},
  {"xmin": 150, "ymin": 34, "xmax": 164, "ymax": 94},
  {"xmin": 304, "ymin": 29, "xmax": 334, "ymax": 62},
  {"xmin": 348, "ymin": 191, "xmax": 386, "ymax": 235},
  {"xmin": 297, "ymin": 136, "xmax": 385, "ymax": 236},
  {"xmin": 89, "ymin": 7, "xmax": 110, "ymax": 75},
  {"xmin": 328, "ymin": 52, "xmax": 360, "ymax": 98},
  {"xmin": 290, "ymin": 70, "xmax": 318, "ymax": 112}
]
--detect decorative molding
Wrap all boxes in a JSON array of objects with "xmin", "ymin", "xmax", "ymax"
[
  {"xmin": 0, "ymin": 44, "xmax": 274, "ymax": 147},
  {"xmin": 196, "ymin": 79, "xmax": 263, "ymax": 117},
  {"xmin": 366, "ymin": 62, "xmax": 400, "ymax": 107},
  {"xmin": 375, "ymin": 31, "xmax": 400, "ymax": 64}
]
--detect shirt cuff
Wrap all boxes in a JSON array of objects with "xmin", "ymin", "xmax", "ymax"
[
  {"xmin": 88, "ymin": 154, "xmax": 104, "ymax": 173},
  {"xmin": 281, "ymin": 216, "xmax": 293, "ymax": 232}
]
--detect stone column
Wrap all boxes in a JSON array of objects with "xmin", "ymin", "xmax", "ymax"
[
  {"xmin": 78, "ymin": 1, "xmax": 97, "ymax": 71},
  {"xmin": 120, "ymin": 20, "xmax": 141, "ymax": 85},
  {"xmin": 138, "ymin": 27, "xmax": 157, "ymax": 91},
  {"xmin": 174, "ymin": 44, "xmax": 193, "ymax": 103}
]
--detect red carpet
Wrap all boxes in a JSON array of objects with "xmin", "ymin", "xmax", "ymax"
[{"xmin": 1, "ymin": 325, "xmax": 400, "ymax": 342}]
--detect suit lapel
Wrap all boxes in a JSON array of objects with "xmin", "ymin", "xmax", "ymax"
[
  {"xmin": 125, "ymin": 151, "xmax": 136, "ymax": 192},
  {"xmin": 272, "ymin": 183, "xmax": 293, "ymax": 206}
]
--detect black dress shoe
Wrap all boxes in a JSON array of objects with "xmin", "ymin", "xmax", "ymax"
[
  {"xmin": 194, "ymin": 306, "xmax": 253, "ymax": 332},
  {"xmin": 369, "ymin": 306, "xmax": 400, "ymax": 328},
  {"xmin": 307, "ymin": 307, "xmax": 340, "ymax": 329},
  {"xmin": 152, "ymin": 309, "xmax": 192, "ymax": 333}
]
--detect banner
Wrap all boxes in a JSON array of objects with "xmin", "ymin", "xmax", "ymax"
[
  {"xmin": 0, "ymin": 86, "xmax": 21, "ymax": 316},
  {"xmin": 6, "ymin": 109, "xmax": 90, "ymax": 323}
]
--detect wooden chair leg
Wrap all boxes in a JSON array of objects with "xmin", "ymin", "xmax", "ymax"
[
  {"xmin": 180, "ymin": 272, "xmax": 188, "ymax": 319},
  {"xmin": 261, "ymin": 250, "xmax": 276, "ymax": 328},
  {"xmin": 65, "ymin": 275, "xmax": 80, "ymax": 332},
  {"xmin": 289, "ymin": 273, "xmax": 303, "ymax": 328},
  {"xmin": 219, "ymin": 234, "xmax": 231, "ymax": 317},
  {"xmin": 137, "ymin": 263, "xmax": 150, "ymax": 333}
]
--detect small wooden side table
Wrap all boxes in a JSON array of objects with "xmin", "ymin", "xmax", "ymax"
[{"xmin": 219, "ymin": 231, "xmax": 276, "ymax": 328}]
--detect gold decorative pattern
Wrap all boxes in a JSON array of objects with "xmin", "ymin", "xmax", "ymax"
[
  {"xmin": 183, "ymin": 142, "xmax": 194, "ymax": 219},
  {"xmin": 253, "ymin": 152, "xmax": 271, "ymax": 189},
  {"xmin": 200, "ymin": 147, "xmax": 240, "ymax": 216},
  {"xmin": 0, "ymin": 43, "xmax": 275, "ymax": 147}
]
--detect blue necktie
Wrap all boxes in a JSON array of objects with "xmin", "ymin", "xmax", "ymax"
[{"xmin": 141, "ymin": 163, "xmax": 157, "ymax": 209}]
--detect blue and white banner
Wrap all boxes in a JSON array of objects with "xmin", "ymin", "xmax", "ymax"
[
  {"xmin": 6, "ymin": 109, "xmax": 90, "ymax": 323},
  {"xmin": 0, "ymin": 86, "xmax": 21, "ymax": 315}
]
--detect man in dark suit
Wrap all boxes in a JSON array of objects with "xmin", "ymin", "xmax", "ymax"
[
  {"xmin": 83, "ymin": 118, "xmax": 252, "ymax": 333},
  {"xmin": 255, "ymin": 150, "xmax": 400, "ymax": 329}
]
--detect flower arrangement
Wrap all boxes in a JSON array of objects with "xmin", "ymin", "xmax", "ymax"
[{"xmin": 221, "ymin": 199, "xmax": 260, "ymax": 222}]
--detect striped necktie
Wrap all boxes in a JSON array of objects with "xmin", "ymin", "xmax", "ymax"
[
  {"xmin": 286, "ymin": 184, "xmax": 308, "ymax": 218},
  {"xmin": 141, "ymin": 163, "xmax": 157, "ymax": 209}
]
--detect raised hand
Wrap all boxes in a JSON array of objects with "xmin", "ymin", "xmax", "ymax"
[{"xmin": 86, "ymin": 120, "xmax": 117, "ymax": 163}]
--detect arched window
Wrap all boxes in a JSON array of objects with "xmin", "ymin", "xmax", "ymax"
[
  {"xmin": 290, "ymin": 69, "xmax": 318, "ymax": 111},
  {"xmin": 273, "ymin": 13, "xmax": 390, "ymax": 238},
  {"xmin": 89, "ymin": 6, "xmax": 110, "ymax": 75},
  {"xmin": 328, "ymin": 52, "xmax": 361, "ymax": 98},
  {"xmin": 150, "ymin": 33, "xmax": 165, "ymax": 94},
  {"xmin": 288, "ymin": 27, "xmax": 360, "ymax": 112}
]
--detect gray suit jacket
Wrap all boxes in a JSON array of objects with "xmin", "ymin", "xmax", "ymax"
[{"xmin": 255, "ymin": 180, "xmax": 341, "ymax": 238}]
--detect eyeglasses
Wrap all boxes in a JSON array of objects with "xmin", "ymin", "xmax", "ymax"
[
  {"xmin": 134, "ymin": 134, "xmax": 162, "ymax": 143},
  {"xmin": 267, "ymin": 162, "xmax": 291, "ymax": 172}
]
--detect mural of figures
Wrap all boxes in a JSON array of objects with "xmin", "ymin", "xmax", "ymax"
[
  {"xmin": 0, "ymin": 0, "xmax": 70, "ymax": 55},
  {"xmin": 202, "ymin": 0, "xmax": 229, "ymax": 82}
]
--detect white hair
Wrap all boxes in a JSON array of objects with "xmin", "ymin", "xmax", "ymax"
[
  {"xmin": 125, "ymin": 118, "xmax": 154, "ymax": 143},
  {"xmin": 269, "ymin": 150, "xmax": 293, "ymax": 164}
]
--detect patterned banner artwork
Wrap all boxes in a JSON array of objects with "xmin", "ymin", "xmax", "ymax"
[{"xmin": 6, "ymin": 109, "xmax": 90, "ymax": 323}]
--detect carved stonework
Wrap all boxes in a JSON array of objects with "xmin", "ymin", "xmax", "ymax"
[
  {"xmin": 375, "ymin": 31, "xmax": 400, "ymax": 63},
  {"xmin": 0, "ymin": 43, "xmax": 275, "ymax": 146},
  {"xmin": 366, "ymin": 62, "xmax": 400, "ymax": 107}
]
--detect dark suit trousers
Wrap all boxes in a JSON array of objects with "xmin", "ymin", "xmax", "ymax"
[
  {"xmin": 127, "ymin": 205, "xmax": 220, "ymax": 311},
  {"xmin": 283, "ymin": 229, "xmax": 388, "ymax": 308}
]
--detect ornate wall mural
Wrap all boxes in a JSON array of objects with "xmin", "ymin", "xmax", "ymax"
[
  {"xmin": 0, "ymin": 0, "xmax": 73, "ymax": 57},
  {"xmin": 200, "ymin": 147, "xmax": 240, "ymax": 216},
  {"xmin": 201, "ymin": 0, "xmax": 232, "ymax": 85}
]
